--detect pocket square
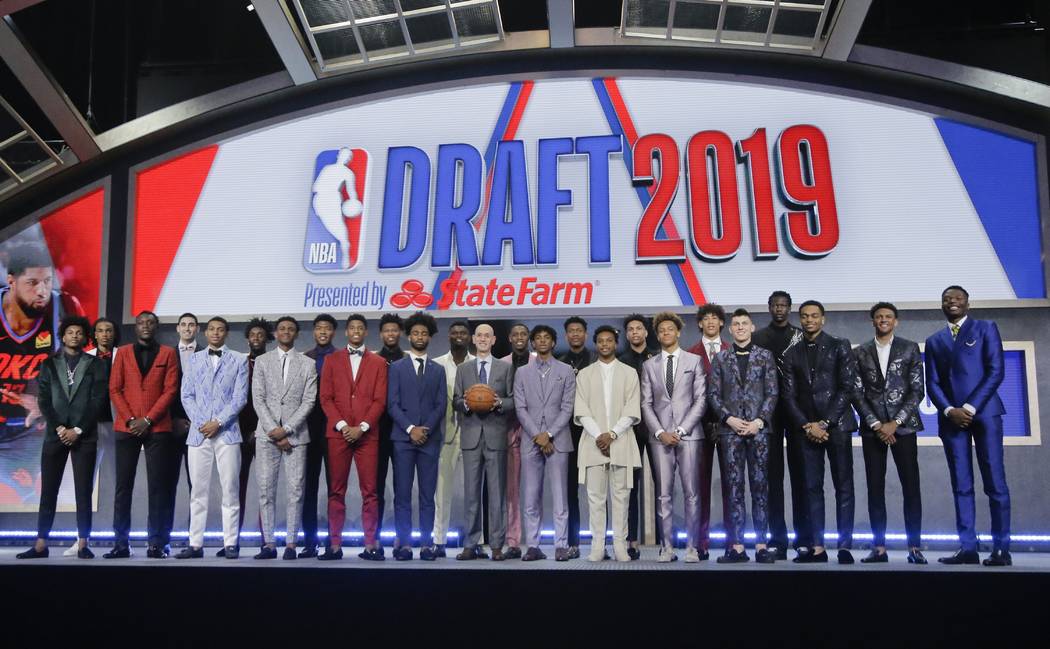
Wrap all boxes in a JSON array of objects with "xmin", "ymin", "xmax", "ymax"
[{"xmin": 965, "ymin": 340, "xmax": 977, "ymax": 347}]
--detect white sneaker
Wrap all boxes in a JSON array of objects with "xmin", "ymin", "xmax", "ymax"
[
  {"xmin": 63, "ymin": 541, "xmax": 78, "ymax": 557},
  {"xmin": 657, "ymin": 546, "xmax": 677, "ymax": 563},
  {"xmin": 587, "ymin": 551, "xmax": 605, "ymax": 563},
  {"xmin": 684, "ymin": 547, "xmax": 700, "ymax": 563},
  {"xmin": 613, "ymin": 543, "xmax": 631, "ymax": 562}
]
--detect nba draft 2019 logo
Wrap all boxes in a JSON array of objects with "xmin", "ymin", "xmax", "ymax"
[{"xmin": 304, "ymin": 147, "xmax": 370, "ymax": 272}]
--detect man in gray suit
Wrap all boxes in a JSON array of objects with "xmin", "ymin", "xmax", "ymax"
[
  {"xmin": 251, "ymin": 316, "xmax": 318, "ymax": 560},
  {"xmin": 641, "ymin": 311, "xmax": 707, "ymax": 563},
  {"xmin": 513, "ymin": 325, "xmax": 575, "ymax": 561},
  {"xmin": 452, "ymin": 323, "xmax": 515, "ymax": 561}
]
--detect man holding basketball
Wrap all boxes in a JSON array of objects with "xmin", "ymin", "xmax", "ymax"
[{"xmin": 452, "ymin": 323, "xmax": 515, "ymax": 561}]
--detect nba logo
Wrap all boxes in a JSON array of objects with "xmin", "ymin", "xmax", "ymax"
[{"xmin": 304, "ymin": 147, "xmax": 370, "ymax": 272}]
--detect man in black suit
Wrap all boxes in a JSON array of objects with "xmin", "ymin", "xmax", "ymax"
[
  {"xmin": 852, "ymin": 302, "xmax": 926, "ymax": 564},
  {"xmin": 300, "ymin": 314, "xmax": 338, "ymax": 557},
  {"xmin": 780, "ymin": 300, "xmax": 858, "ymax": 564},
  {"xmin": 17, "ymin": 316, "xmax": 108, "ymax": 559},
  {"xmin": 376, "ymin": 312, "xmax": 407, "ymax": 554},
  {"xmin": 557, "ymin": 315, "xmax": 593, "ymax": 559},
  {"xmin": 752, "ymin": 290, "xmax": 806, "ymax": 560}
]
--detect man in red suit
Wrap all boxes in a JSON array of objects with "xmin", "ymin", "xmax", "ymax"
[
  {"xmin": 318, "ymin": 313, "xmax": 387, "ymax": 560},
  {"xmin": 687, "ymin": 303, "xmax": 731, "ymax": 559},
  {"xmin": 105, "ymin": 310, "xmax": 180, "ymax": 559}
]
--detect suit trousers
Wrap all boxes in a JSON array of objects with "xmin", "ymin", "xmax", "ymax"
[
  {"xmin": 766, "ymin": 407, "xmax": 810, "ymax": 550},
  {"xmin": 699, "ymin": 436, "xmax": 730, "ymax": 550},
  {"xmin": 566, "ymin": 424, "xmax": 583, "ymax": 546},
  {"xmin": 719, "ymin": 433, "xmax": 770, "ymax": 546},
  {"xmin": 392, "ymin": 441, "xmax": 439, "ymax": 547},
  {"xmin": 327, "ymin": 433, "xmax": 379, "ymax": 546},
  {"xmin": 462, "ymin": 435, "xmax": 507, "ymax": 550},
  {"xmin": 521, "ymin": 444, "xmax": 569, "ymax": 548},
  {"xmin": 188, "ymin": 436, "xmax": 242, "ymax": 548},
  {"xmin": 650, "ymin": 439, "xmax": 700, "ymax": 549},
  {"xmin": 113, "ymin": 431, "xmax": 182, "ymax": 547},
  {"xmin": 800, "ymin": 432, "xmax": 854, "ymax": 549},
  {"xmin": 173, "ymin": 418, "xmax": 193, "ymax": 497},
  {"xmin": 237, "ymin": 434, "xmax": 258, "ymax": 538},
  {"xmin": 586, "ymin": 463, "xmax": 632, "ymax": 558},
  {"xmin": 505, "ymin": 428, "xmax": 522, "ymax": 548},
  {"xmin": 432, "ymin": 430, "xmax": 462, "ymax": 545},
  {"xmin": 256, "ymin": 438, "xmax": 307, "ymax": 546},
  {"xmin": 376, "ymin": 417, "xmax": 394, "ymax": 541},
  {"xmin": 37, "ymin": 437, "xmax": 97, "ymax": 539},
  {"xmin": 301, "ymin": 416, "xmax": 329, "ymax": 549},
  {"xmin": 628, "ymin": 425, "xmax": 661, "ymax": 545},
  {"xmin": 862, "ymin": 434, "xmax": 922, "ymax": 547},
  {"xmin": 941, "ymin": 415, "xmax": 1011, "ymax": 552}
]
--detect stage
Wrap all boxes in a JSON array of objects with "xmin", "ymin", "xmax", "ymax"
[{"xmin": 3, "ymin": 546, "xmax": 1044, "ymax": 647}]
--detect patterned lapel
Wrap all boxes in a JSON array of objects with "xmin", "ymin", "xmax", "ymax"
[{"xmin": 867, "ymin": 343, "xmax": 884, "ymax": 385}]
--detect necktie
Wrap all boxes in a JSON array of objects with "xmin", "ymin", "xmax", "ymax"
[
  {"xmin": 665, "ymin": 355, "xmax": 674, "ymax": 396},
  {"xmin": 209, "ymin": 349, "xmax": 222, "ymax": 357},
  {"xmin": 709, "ymin": 342, "xmax": 719, "ymax": 361},
  {"xmin": 416, "ymin": 357, "xmax": 425, "ymax": 378},
  {"xmin": 281, "ymin": 353, "xmax": 288, "ymax": 384},
  {"xmin": 950, "ymin": 323, "xmax": 960, "ymax": 339},
  {"xmin": 479, "ymin": 360, "xmax": 488, "ymax": 385}
]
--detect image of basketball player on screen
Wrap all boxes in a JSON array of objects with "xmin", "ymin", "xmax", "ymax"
[{"xmin": 0, "ymin": 243, "xmax": 85, "ymax": 506}]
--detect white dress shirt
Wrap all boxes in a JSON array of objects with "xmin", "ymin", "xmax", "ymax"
[
  {"xmin": 336, "ymin": 345, "xmax": 370, "ymax": 433},
  {"xmin": 580, "ymin": 359, "xmax": 638, "ymax": 439},
  {"xmin": 874, "ymin": 336, "xmax": 893, "ymax": 380},
  {"xmin": 702, "ymin": 336, "xmax": 722, "ymax": 363},
  {"xmin": 179, "ymin": 340, "xmax": 197, "ymax": 367}
]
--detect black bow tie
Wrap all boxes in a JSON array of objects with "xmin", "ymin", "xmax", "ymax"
[
  {"xmin": 209, "ymin": 349, "xmax": 223, "ymax": 357},
  {"xmin": 348, "ymin": 348, "xmax": 363, "ymax": 357}
]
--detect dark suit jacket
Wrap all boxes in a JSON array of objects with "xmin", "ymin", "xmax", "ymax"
[
  {"xmin": 706, "ymin": 346, "xmax": 778, "ymax": 437},
  {"xmin": 924, "ymin": 318, "xmax": 1005, "ymax": 430},
  {"xmin": 852, "ymin": 337, "xmax": 925, "ymax": 435},
  {"xmin": 319, "ymin": 348, "xmax": 388, "ymax": 439},
  {"xmin": 386, "ymin": 356, "xmax": 446, "ymax": 456},
  {"xmin": 109, "ymin": 343, "xmax": 180, "ymax": 433},
  {"xmin": 780, "ymin": 331, "xmax": 858, "ymax": 434},
  {"xmin": 37, "ymin": 353, "xmax": 109, "ymax": 441},
  {"xmin": 690, "ymin": 339, "xmax": 729, "ymax": 437}
]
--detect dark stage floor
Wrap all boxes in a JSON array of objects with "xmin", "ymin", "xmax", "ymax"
[{"xmin": 3, "ymin": 546, "xmax": 1043, "ymax": 647}]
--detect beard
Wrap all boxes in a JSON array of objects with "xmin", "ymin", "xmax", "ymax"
[{"xmin": 18, "ymin": 299, "xmax": 46, "ymax": 318}]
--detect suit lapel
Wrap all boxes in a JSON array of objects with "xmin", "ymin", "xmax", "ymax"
[
  {"xmin": 55, "ymin": 355, "xmax": 73, "ymax": 400},
  {"xmin": 952, "ymin": 318, "xmax": 976, "ymax": 355},
  {"xmin": 673, "ymin": 352, "xmax": 688, "ymax": 396},
  {"xmin": 68, "ymin": 355, "xmax": 91, "ymax": 400},
  {"xmin": 279, "ymin": 352, "xmax": 295, "ymax": 398},
  {"xmin": 867, "ymin": 344, "xmax": 884, "ymax": 385}
]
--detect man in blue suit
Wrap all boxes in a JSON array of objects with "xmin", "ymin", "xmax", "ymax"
[
  {"xmin": 176, "ymin": 317, "xmax": 249, "ymax": 559},
  {"xmin": 386, "ymin": 311, "xmax": 446, "ymax": 561},
  {"xmin": 925, "ymin": 285, "xmax": 1011, "ymax": 566}
]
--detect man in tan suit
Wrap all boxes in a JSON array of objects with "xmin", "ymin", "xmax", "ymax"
[
  {"xmin": 431, "ymin": 320, "xmax": 473, "ymax": 557},
  {"xmin": 574, "ymin": 325, "xmax": 641, "ymax": 562}
]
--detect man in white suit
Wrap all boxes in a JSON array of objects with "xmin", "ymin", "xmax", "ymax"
[
  {"xmin": 176, "ymin": 317, "xmax": 249, "ymax": 559},
  {"xmin": 641, "ymin": 312, "xmax": 707, "ymax": 563},
  {"xmin": 575, "ymin": 325, "xmax": 640, "ymax": 562},
  {"xmin": 251, "ymin": 317, "xmax": 318, "ymax": 560}
]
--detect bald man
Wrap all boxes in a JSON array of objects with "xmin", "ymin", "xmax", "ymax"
[{"xmin": 452, "ymin": 324, "xmax": 516, "ymax": 561}]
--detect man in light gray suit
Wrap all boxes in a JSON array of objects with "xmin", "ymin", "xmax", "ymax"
[
  {"xmin": 513, "ymin": 325, "xmax": 576, "ymax": 562},
  {"xmin": 251, "ymin": 316, "xmax": 318, "ymax": 560},
  {"xmin": 641, "ymin": 311, "xmax": 707, "ymax": 563},
  {"xmin": 452, "ymin": 323, "xmax": 515, "ymax": 561}
]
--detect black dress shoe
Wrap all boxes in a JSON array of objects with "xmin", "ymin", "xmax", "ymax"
[
  {"xmin": 420, "ymin": 546, "xmax": 437, "ymax": 561},
  {"xmin": 16, "ymin": 546, "xmax": 48, "ymax": 559},
  {"xmin": 146, "ymin": 545, "xmax": 169, "ymax": 559},
  {"xmin": 983, "ymin": 549, "xmax": 1012, "ymax": 566},
  {"xmin": 791, "ymin": 548, "xmax": 811, "ymax": 563},
  {"xmin": 770, "ymin": 546, "xmax": 788, "ymax": 561},
  {"xmin": 860, "ymin": 550, "xmax": 888, "ymax": 563},
  {"xmin": 938, "ymin": 549, "xmax": 980, "ymax": 565},
  {"xmin": 907, "ymin": 550, "xmax": 928, "ymax": 565},
  {"xmin": 359, "ymin": 547, "xmax": 385, "ymax": 561},
  {"xmin": 716, "ymin": 548, "xmax": 750, "ymax": 564},
  {"xmin": 394, "ymin": 547, "xmax": 413, "ymax": 561},
  {"xmin": 627, "ymin": 547, "xmax": 640, "ymax": 561},
  {"xmin": 433, "ymin": 545, "xmax": 447, "ymax": 558},
  {"xmin": 318, "ymin": 548, "xmax": 343, "ymax": 561},
  {"xmin": 838, "ymin": 549, "xmax": 855, "ymax": 564},
  {"xmin": 298, "ymin": 546, "xmax": 318, "ymax": 559},
  {"xmin": 756, "ymin": 548, "xmax": 776, "ymax": 564},
  {"xmin": 77, "ymin": 546, "xmax": 95, "ymax": 559},
  {"xmin": 567, "ymin": 546, "xmax": 580, "ymax": 559},
  {"xmin": 103, "ymin": 546, "xmax": 132, "ymax": 559},
  {"xmin": 697, "ymin": 549, "xmax": 710, "ymax": 561},
  {"xmin": 224, "ymin": 546, "xmax": 239, "ymax": 559},
  {"xmin": 795, "ymin": 549, "xmax": 828, "ymax": 563},
  {"xmin": 254, "ymin": 546, "xmax": 278, "ymax": 560},
  {"xmin": 175, "ymin": 546, "xmax": 204, "ymax": 559},
  {"xmin": 504, "ymin": 546, "xmax": 522, "ymax": 560},
  {"xmin": 216, "ymin": 547, "xmax": 226, "ymax": 558},
  {"xmin": 283, "ymin": 547, "xmax": 298, "ymax": 560},
  {"xmin": 522, "ymin": 547, "xmax": 546, "ymax": 561},
  {"xmin": 554, "ymin": 547, "xmax": 570, "ymax": 561}
]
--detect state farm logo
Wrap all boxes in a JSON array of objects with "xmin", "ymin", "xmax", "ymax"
[
  {"xmin": 390, "ymin": 280, "xmax": 433, "ymax": 308},
  {"xmin": 303, "ymin": 147, "xmax": 370, "ymax": 273}
]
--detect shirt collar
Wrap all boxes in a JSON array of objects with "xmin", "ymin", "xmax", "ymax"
[
  {"xmin": 702, "ymin": 336, "xmax": 721, "ymax": 345},
  {"xmin": 875, "ymin": 336, "xmax": 894, "ymax": 349},
  {"xmin": 948, "ymin": 316, "xmax": 968, "ymax": 331},
  {"xmin": 179, "ymin": 340, "xmax": 197, "ymax": 351},
  {"xmin": 475, "ymin": 353, "xmax": 492, "ymax": 363},
  {"xmin": 409, "ymin": 352, "xmax": 428, "ymax": 364},
  {"xmin": 661, "ymin": 347, "xmax": 679, "ymax": 360}
]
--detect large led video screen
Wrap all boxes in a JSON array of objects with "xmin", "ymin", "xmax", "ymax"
[{"xmin": 129, "ymin": 75, "xmax": 1045, "ymax": 318}]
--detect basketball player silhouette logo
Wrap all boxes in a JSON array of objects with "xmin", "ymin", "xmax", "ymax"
[{"xmin": 304, "ymin": 147, "xmax": 370, "ymax": 272}]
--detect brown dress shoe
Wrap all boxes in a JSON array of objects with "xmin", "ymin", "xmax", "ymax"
[
  {"xmin": 555, "ymin": 547, "xmax": 570, "ymax": 561},
  {"xmin": 504, "ymin": 546, "xmax": 523, "ymax": 560},
  {"xmin": 491, "ymin": 549, "xmax": 505, "ymax": 561},
  {"xmin": 522, "ymin": 547, "xmax": 547, "ymax": 561},
  {"xmin": 456, "ymin": 547, "xmax": 478, "ymax": 560}
]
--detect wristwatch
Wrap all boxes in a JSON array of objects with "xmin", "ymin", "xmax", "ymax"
[
  {"xmin": 755, "ymin": 419, "xmax": 765, "ymax": 430},
  {"xmin": 609, "ymin": 431, "xmax": 619, "ymax": 440},
  {"xmin": 143, "ymin": 416, "xmax": 153, "ymax": 427},
  {"xmin": 894, "ymin": 417, "xmax": 904, "ymax": 426}
]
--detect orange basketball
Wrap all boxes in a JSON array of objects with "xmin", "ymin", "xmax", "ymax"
[{"xmin": 464, "ymin": 383, "xmax": 497, "ymax": 413}]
